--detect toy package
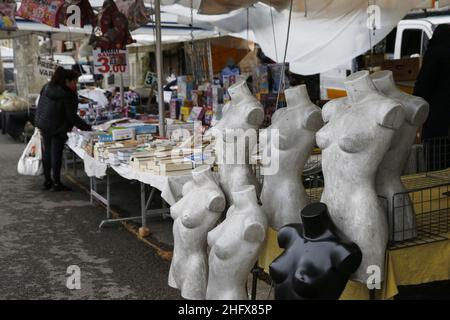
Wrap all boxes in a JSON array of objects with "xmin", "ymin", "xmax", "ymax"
[{"xmin": 17, "ymin": 0, "xmax": 65, "ymax": 28}]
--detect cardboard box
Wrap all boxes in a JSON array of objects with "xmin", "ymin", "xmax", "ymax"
[{"xmin": 382, "ymin": 58, "xmax": 421, "ymax": 81}]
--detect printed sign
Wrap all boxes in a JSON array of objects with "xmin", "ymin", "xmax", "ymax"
[
  {"xmin": 37, "ymin": 58, "xmax": 60, "ymax": 78},
  {"xmin": 144, "ymin": 71, "xmax": 157, "ymax": 87},
  {"xmin": 93, "ymin": 49, "xmax": 128, "ymax": 75}
]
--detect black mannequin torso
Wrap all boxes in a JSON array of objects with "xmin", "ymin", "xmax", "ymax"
[{"xmin": 269, "ymin": 203, "xmax": 362, "ymax": 300}]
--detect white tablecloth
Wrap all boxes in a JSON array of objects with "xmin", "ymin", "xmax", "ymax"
[{"xmin": 66, "ymin": 140, "xmax": 192, "ymax": 206}]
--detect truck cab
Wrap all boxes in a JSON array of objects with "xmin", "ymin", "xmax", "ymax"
[
  {"xmin": 320, "ymin": 11, "xmax": 450, "ymax": 100},
  {"xmin": 394, "ymin": 15, "xmax": 450, "ymax": 59}
]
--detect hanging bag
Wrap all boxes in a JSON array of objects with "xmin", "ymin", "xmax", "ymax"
[
  {"xmin": 17, "ymin": 0, "xmax": 65, "ymax": 28},
  {"xmin": 57, "ymin": 0, "xmax": 96, "ymax": 28},
  {"xmin": 89, "ymin": 0, "xmax": 135, "ymax": 50},
  {"xmin": 115, "ymin": 0, "xmax": 150, "ymax": 31},
  {"xmin": 17, "ymin": 128, "xmax": 44, "ymax": 176}
]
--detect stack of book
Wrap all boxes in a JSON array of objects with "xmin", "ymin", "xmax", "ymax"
[
  {"xmin": 129, "ymin": 147, "xmax": 193, "ymax": 176},
  {"xmin": 147, "ymin": 152, "xmax": 193, "ymax": 176},
  {"xmin": 117, "ymin": 150, "xmax": 133, "ymax": 163}
]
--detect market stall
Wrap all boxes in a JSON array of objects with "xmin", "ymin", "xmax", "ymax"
[{"xmin": 8, "ymin": 0, "xmax": 450, "ymax": 302}]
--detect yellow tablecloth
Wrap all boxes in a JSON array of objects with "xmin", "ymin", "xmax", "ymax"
[{"xmin": 258, "ymin": 228, "xmax": 450, "ymax": 300}]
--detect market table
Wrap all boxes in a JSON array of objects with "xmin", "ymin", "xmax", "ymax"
[
  {"xmin": 66, "ymin": 138, "xmax": 192, "ymax": 229},
  {"xmin": 259, "ymin": 228, "xmax": 450, "ymax": 300},
  {"xmin": 258, "ymin": 170, "xmax": 450, "ymax": 300}
]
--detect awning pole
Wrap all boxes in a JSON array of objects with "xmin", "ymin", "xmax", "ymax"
[{"xmin": 155, "ymin": 0, "xmax": 166, "ymax": 137}]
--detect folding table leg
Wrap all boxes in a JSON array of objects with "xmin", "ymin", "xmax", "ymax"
[
  {"xmin": 90, "ymin": 177, "xmax": 93, "ymax": 204},
  {"xmin": 106, "ymin": 174, "xmax": 110, "ymax": 220},
  {"xmin": 139, "ymin": 182, "xmax": 151, "ymax": 237}
]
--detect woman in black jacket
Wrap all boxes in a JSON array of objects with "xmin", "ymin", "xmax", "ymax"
[
  {"xmin": 414, "ymin": 24, "xmax": 450, "ymax": 140},
  {"xmin": 35, "ymin": 67, "xmax": 92, "ymax": 191},
  {"xmin": 414, "ymin": 24, "xmax": 450, "ymax": 170}
]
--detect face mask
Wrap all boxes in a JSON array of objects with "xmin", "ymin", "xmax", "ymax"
[{"xmin": 67, "ymin": 81, "xmax": 77, "ymax": 91}]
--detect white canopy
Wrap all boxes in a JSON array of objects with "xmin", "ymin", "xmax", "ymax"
[{"xmin": 161, "ymin": 0, "xmax": 445, "ymax": 74}]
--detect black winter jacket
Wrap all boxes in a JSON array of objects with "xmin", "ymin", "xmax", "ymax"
[
  {"xmin": 414, "ymin": 45, "xmax": 450, "ymax": 139},
  {"xmin": 35, "ymin": 83, "xmax": 91, "ymax": 135}
]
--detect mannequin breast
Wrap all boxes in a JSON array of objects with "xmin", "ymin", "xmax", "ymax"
[
  {"xmin": 261, "ymin": 105, "xmax": 319, "ymax": 230},
  {"xmin": 270, "ymin": 238, "xmax": 349, "ymax": 300},
  {"xmin": 206, "ymin": 214, "xmax": 261, "ymax": 300}
]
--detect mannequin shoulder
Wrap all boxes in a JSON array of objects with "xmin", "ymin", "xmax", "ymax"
[
  {"xmin": 277, "ymin": 224, "xmax": 304, "ymax": 249},
  {"xmin": 322, "ymin": 98, "xmax": 348, "ymax": 123},
  {"xmin": 331, "ymin": 242, "xmax": 363, "ymax": 275}
]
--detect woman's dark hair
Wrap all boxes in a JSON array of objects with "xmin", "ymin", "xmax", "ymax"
[
  {"xmin": 50, "ymin": 66, "xmax": 67, "ymax": 86},
  {"xmin": 429, "ymin": 24, "xmax": 450, "ymax": 49},
  {"xmin": 65, "ymin": 69, "xmax": 79, "ymax": 82},
  {"xmin": 50, "ymin": 66, "xmax": 79, "ymax": 86}
]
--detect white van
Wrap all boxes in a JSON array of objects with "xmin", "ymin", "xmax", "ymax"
[{"xmin": 320, "ymin": 10, "xmax": 450, "ymax": 100}]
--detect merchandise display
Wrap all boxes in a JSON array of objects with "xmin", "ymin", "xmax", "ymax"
[
  {"xmin": 17, "ymin": 0, "xmax": 64, "ymax": 28},
  {"xmin": 0, "ymin": 93, "xmax": 29, "ymax": 112},
  {"xmin": 5, "ymin": 0, "xmax": 449, "ymax": 301},
  {"xmin": 269, "ymin": 203, "xmax": 362, "ymax": 300},
  {"xmin": 261, "ymin": 85, "xmax": 323, "ymax": 230},
  {"xmin": 169, "ymin": 166, "xmax": 226, "ymax": 300},
  {"xmin": 90, "ymin": 0, "xmax": 135, "ymax": 50},
  {"xmin": 316, "ymin": 70, "xmax": 405, "ymax": 283},
  {"xmin": 371, "ymin": 70, "xmax": 430, "ymax": 241},
  {"xmin": 115, "ymin": 0, "xmax": 150, "ymax": 31},
  {"xmin": 206, "ymin": 185, "xmax": 267, "ymax": 300},
  {"xmin": 57, "ymin": 0, "xmax": 96, "ymax": 27},
  {"xmin": 211, "ymin": 80, "xmax": 264, "ymax": 205},
  {"xmin": 0, "ymin": 1, "xmax": 17, "ymax": 30}
]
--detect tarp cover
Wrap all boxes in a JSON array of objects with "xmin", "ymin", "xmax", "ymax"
[{"xmin": 162, "ymin": 0, "xmax": 438, "ymax": 74}]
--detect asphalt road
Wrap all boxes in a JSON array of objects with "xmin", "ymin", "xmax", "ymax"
[{"xmin": 0, "ymin": 133, "xmax": 181, "ymax": 299}]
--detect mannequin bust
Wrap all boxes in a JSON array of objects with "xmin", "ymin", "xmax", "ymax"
[
  {"xmin": 316, "ymin": 70, "xmax": 405, "ymax": 283},
  {"xmin": 169, "ymin": 165, "xmax": 226, "ymax": 300},
  {"xmin": 371, "ymin": 70, "xmax": 429, "ymax": 241},
  {"xmin": 206, "ymin": 185, "xmax": 267, "ymax": 300},
  {"xmin": 269, "ymin": 203, "xmax": 362, "ymax": 300},
  {"xmin": 211, "ymin": 80, "xmax": 264, "ymax": 205},
  {"xmin": 261, "ymin": 85, "xmax": 323, "ymax": 230}
]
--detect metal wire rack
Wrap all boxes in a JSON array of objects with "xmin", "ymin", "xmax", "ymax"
[
  {"xmin": 424, "ymin": 136, "xmax": 450, "ymax": 172},
  {"xmin": 388, "ymin": 171, "xmax": 450, "ymax": 249}
]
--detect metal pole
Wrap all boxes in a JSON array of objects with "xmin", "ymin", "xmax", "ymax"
[
  {"xmin": 120, "ymin": 72, "xmax": 125, "ymax": 109},
  {"xmin": 106, "ymin": 173, "xmax": 110, "ymax": 220},
  {"xmin": 207, "ymin": 40, "xmax": 214, "ymax": 82},
  {"xmin": 155, "ymin": 0, "xmax": 166, "ymax": 137},
  {"xmin": 141, "ymin": 182, "xmax": 147, "ymax": 229}
]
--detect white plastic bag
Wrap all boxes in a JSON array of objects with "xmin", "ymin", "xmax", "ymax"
[{"xmin": 17, "ymin": 128, "xmax": 44, "ymax": 176}]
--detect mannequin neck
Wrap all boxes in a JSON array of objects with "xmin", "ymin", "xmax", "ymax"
[
  {"xmin": 371, "ymin": 71, "xmax": 401, "ymax": 97},
  {"xmin": 301, "ymin": 203, "xmax": 333, "ymax": 240},
  {"xmin": 192, "ymin": 165, "xmax": 214, "ymax": 187},
  {"xmin": 231, "ymin": 185, "xmax": 258, "ymax": 210},
  {"xmin": 285, "ymin": 85, "xmax": 312, "ymax": 109},
  {"xmin": 228, "ymin": 81, "xmax": 253, "ymax": 104},
  {"xmin": 344, "ymin": 71, "xmax": 377, "ymax": 104}
]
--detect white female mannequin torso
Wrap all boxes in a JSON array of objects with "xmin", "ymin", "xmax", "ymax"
[
  {"xmin": 169, "ymin": 166, "xmax": 226, "ymax": 300},
  {"xmin": 212, "ymin": 80, "xmax": 264, "ymax": 206},
  {"xmin": 371, "ymin": 70, "xmax": 429, "ymax": 241},
  {"xmin": 316, "ymin": 71, "xmax": 405, "ymax": 283},
  {"xmin": 261, "ymin": 85, "xmax": 323, "ymax": 230},
  {"xmin": 206, "ymin": 185, "xmax": 267, "ymax": 300}
]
